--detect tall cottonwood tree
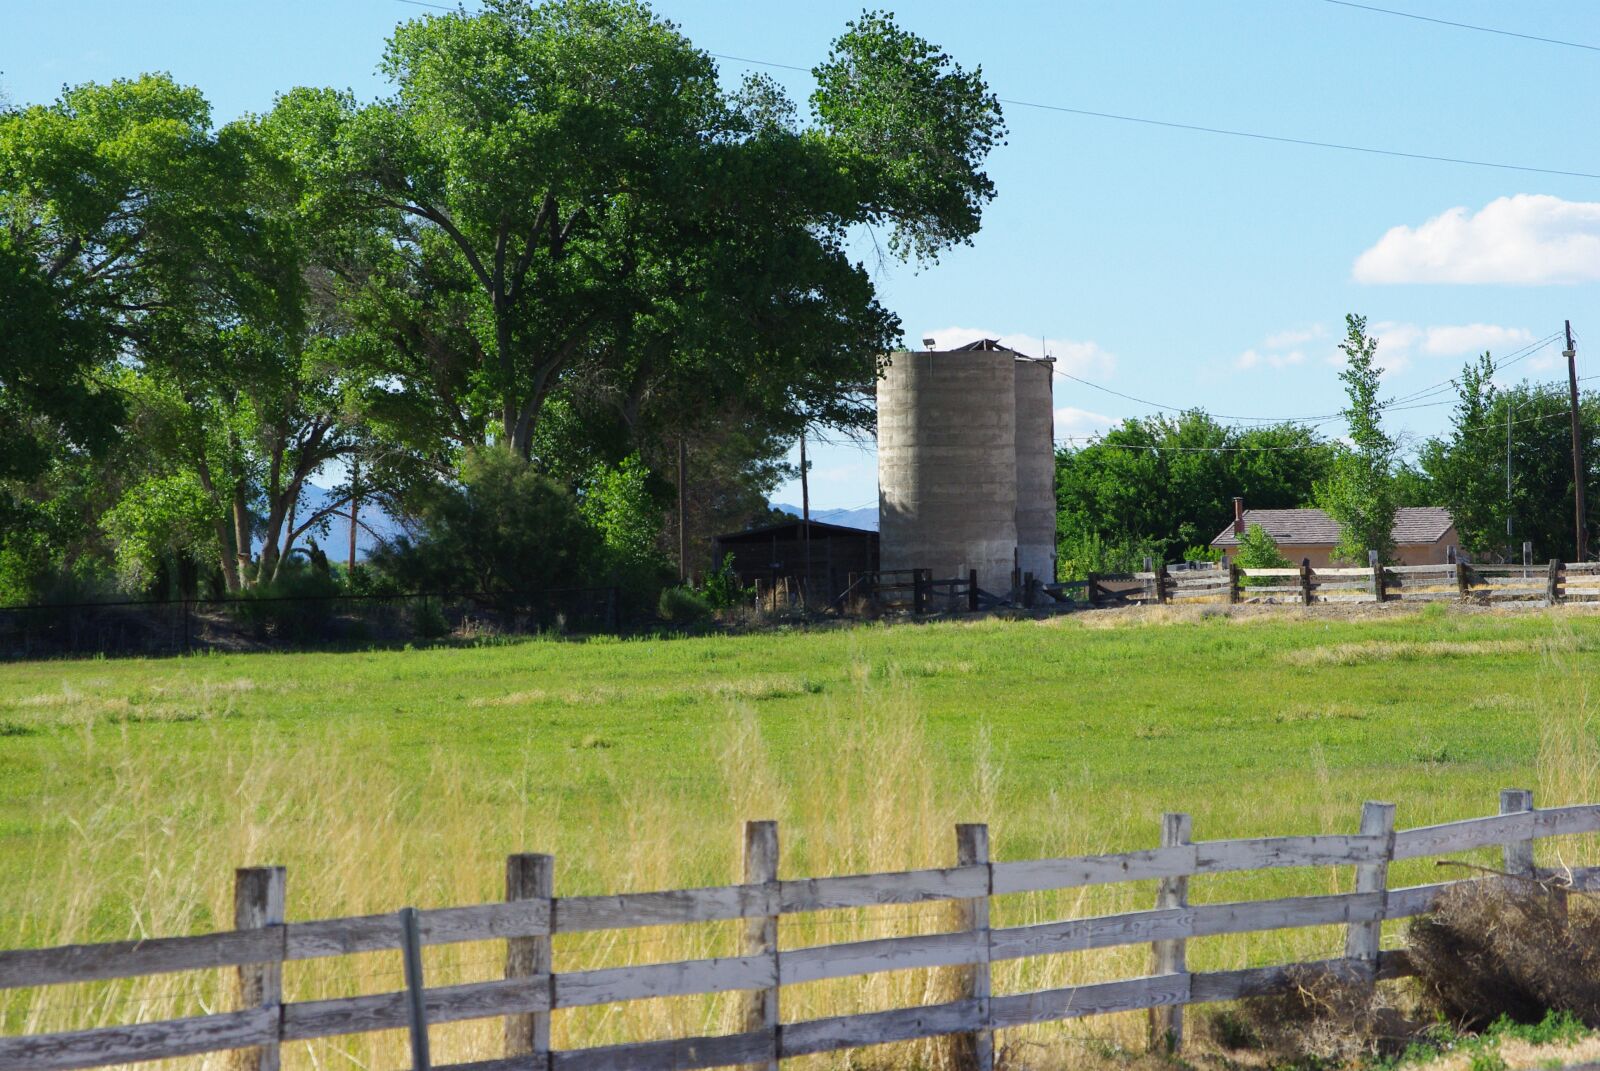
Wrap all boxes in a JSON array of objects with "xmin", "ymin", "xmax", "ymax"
[{"xmin": 270, "ymin": 0, "xmax": 1005, "ymax": 463}]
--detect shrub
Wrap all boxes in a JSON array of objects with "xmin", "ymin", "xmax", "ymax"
[
  {"xmin": 409, "ymin": 597, "xmax": 451, "ymax": 640},
  {"xmin": 699, "ymin": 554, "xmax": 751, "ymax": 610},
  {"xmin": 1204, "ymin": 963, "xmax": 1419, "ymax": 1063},
  {"xmin": 657, "ymin": 585, "xmax": 712, "ymax": 625},
  {"xmin": 231, "ymin": 562, "xmax": 342, "ymax": 643},
  {"xmin": 1407, "ymin": 881, "xmax": 1600, "ymax": 1030},
  {"xmin": 372, "ymin": 446, "xmax": 598, "ymax": 600}
]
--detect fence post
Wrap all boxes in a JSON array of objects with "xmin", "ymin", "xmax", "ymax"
[
  {"xmin": 742, "ymin": 820, "xmax": 780, "ymax": 1071},
  {"xmin": 1343, "ymin": 801, "xmax": 1395, "ymax": 980},
  {"xmin": 1501, "ymin": 788, "xmax": 1535, "ymax": 886},
  {"xmin": 968, "ymin": 568, "xmax": 980, "ymax": 612},
  {"xmin": 1148, "ymin": 813, "xmax": 1191, "ymax": 1053},
  {"xmin": 1548, "ymin": 560, "xmax": 1563, "ymax": 606},
  {"xmin": 1154, "ymin": 562, "xmax": 1168, "ymax": 605},
  {"xmin": 1226, "ymin": 562, "xmax": 1240, "ymax": 605},
  {"xmin": 1367, "ymin": 550, "xmax": 1385, "ymax": 602},
  {"xmin": 400, "ymin": 907, "xmax": 431, "ymax": 1071},
  {"xmin": 232, "ymin": 867, "xmax": 285, "ymax": 1071},
  {"xmin": 1300, "ymin": 558, "xmax": 1313, "ymax": 606},
  {"xmin": 505, "ymin": 854, "xmax": 553, "ymax": 1064},
  {"xmin": 954, "ymin": 823, "xmax": 993, "ymax": 1071},
  {"xmin": 1086, "ymin": 572, "xmax": 1101, "ymax": 607},
  {"xmin": 1022, "ymin": 571, "xmax": 1035, "ymax": 609}
]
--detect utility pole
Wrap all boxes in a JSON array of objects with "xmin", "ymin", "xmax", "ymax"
[
  {"xmin": 348, "ymin": 458, "xmax": 360, "ymax": 575},
  {"xmin": 1506, "ymin": 399, "xmax": 1514, "ymax": 551},
  {"xmin": 677, "ymin": 438, "xmax": 688, "ymax": 583},
  {"xmin": 1567, "ymin": 320, "xmax": 1588, "ymax": 561},
  {"xmin": 800, "ymin": 426, "xmax": 811, "ymax": 605}
]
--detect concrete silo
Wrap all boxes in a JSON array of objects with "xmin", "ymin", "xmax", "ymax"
[
  {"xmin": 877, "ymin": 340, "xmax": 1057, "ymax": 596},
  {"xmin": 1013, "ymin": 356, "xmax": 1057, "ymax": 583}
]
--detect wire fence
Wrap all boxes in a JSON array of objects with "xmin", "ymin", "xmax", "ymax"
[{"xmin": 0, "ymin": 587, "xmax": 629, "ymax": 660}]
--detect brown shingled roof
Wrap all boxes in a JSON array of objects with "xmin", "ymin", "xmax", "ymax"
[{"xmin": 1211, "ymin": 506, "xmax": 1454, "ymax": 548}]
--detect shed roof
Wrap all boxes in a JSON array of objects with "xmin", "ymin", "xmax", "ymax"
[{"xmin": 1211, "ymin": 506, "xmax": 1454, "ymax": 548}]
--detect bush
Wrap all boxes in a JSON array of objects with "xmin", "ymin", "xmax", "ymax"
[
  {"xmin": 1204, "ymin": 963, "xmax": 1419, "ymax": 1063},
  {"xmin": 371, "ymin": 446, "xmax": 598, "ymax": 600},
  {"xmin": 409, "ymin": 597, "xmax": 451, "ymax": 640},
  {"xmin": 231, "ymin": 562, "xmax": 342, "ymax": 642},
  {"xmin": 1407, "ymin": 881, "xmax": 1600, "ymax": 1029},
  {"xmin": 657, "ymin": 585, "xmax": 712, "ymax": 625},
  {"xmin": 699, "ymin": 554, "xmax": 751, "ymax": 610}
]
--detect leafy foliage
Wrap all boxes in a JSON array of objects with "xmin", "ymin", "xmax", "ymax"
[
  {"xmin": 1316, "ymin": 314, "xmax": 1399, "ymax": 564},
  {"xmin": 1235, "ymin": 524, "xmax": 1291, "ymax": 570},
  {"xmin": 371, "ymin": 446, "xmax": 596, "ymax": 596},
  {"xmin": 1054, "ymin": 410, "xmax": 1332, "ymax": 576},
  {"xmin": 1420, "ymin": 356, "xmax": 1600, "ymax": 561}
]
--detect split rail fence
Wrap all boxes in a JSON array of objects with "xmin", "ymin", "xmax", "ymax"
[
  {"xmin": 5, "ymin": 790, "xmax": 1598, "ymax": 1071},
  {"xmin": 1089, "ymin": 560, "xmax": 1600, "ymax": 608}
]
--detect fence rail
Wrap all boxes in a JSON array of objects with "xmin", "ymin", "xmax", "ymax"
[
  {"xmin": 4, "ymin": 790, "xmax": 1594, "ymax": 1071},
  {"xmin": 1087, "ymin": 559, "xmax": 1600, "ymax": 608}
]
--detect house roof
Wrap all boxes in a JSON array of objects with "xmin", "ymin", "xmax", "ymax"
[
  {"xmin": 1211, "ymin": 506, "xmax": 1454, "ymax": 548},
  {"xmin": 713, "ymin": 518, "xmax": 880, "ymax": 544}
]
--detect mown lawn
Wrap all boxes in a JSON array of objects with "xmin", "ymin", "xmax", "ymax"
[{"xmin": 3, "ymin": 605, "xmax": 1599, "ymax": 1064}]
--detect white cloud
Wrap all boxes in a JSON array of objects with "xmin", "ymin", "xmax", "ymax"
[
  {"xmin": 1353, "ymin": 195, "xmax": 1600, "ymax": 285},
  {"xmin": 1264, "ymin": 325, "xmax": 1325, "ymax": 349},
  {"xmin": 1054, "ymin": 406, "xmax": 1117, "ymax": 442},
  {"xmin": 1235, "ymin": 348, "xmax": 1306, "ymax": 371},
  {"xmin": 1420, "ymin": 323, "xmax": 1533, "ymax": 356},
  {"xmin": 920, "ymin": 326, "xmax": 1117, "ymax": 379}
]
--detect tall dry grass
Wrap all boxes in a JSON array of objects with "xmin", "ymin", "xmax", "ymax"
[{"xmin": 4, "ymin": 665, "xmax": 1407, "ymax": 1070}]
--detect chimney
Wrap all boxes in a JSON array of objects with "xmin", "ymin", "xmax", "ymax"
[{"xmin": 1233, "ymin": 496, "xmax": 1245, "ymax": 537}]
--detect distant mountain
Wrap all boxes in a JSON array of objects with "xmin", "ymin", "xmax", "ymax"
[
  {"xmin": 770, "ymin": 501, "xmax": 878, "ymax": 532},
  {"xmin": 254, "ymin": 484, "xmax": 408, "ymax": 562}
]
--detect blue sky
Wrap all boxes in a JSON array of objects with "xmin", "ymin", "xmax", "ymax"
[{"xmin": 9, "ymin": 1, "xmax": 1600, "ymax": 509}]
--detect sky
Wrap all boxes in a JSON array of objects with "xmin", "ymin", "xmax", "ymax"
[{"xmin": 8, "ymin": 1, "xmax": 1600, "ymax": 509}]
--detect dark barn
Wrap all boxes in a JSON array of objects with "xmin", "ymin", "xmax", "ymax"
[{"xmin": 712, "ymin": 519, "xmax": 879, "ymax": 606}]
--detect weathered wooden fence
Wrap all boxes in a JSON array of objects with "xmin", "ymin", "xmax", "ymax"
[
  {"xmin": 1088, "ymin": 560, "xmax": 1600, "ymax": 608},
  {"xmin": 5, "ymin": 791, "xmax": 1598, "ymax": 1071}
]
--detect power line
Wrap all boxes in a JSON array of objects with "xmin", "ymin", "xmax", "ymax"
[
  {"xmin": 389, "ymin": 0, "xmax": 1600, "ymax": 182},
  {"xmin": 1319, "ymin": 0, "xmax": 1600, "ymax": 54}
]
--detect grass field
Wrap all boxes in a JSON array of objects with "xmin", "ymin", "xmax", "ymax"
[{"xmin": 4, "ymin": 605, "xmax": 1600, "ymax": 1069}]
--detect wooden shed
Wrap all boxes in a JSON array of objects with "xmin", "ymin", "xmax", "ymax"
[{"xmin": 711, "ymin": 519, "xmax": 879, "ymax": 606}]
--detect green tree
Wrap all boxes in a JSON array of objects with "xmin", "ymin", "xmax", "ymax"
[
  {"xmin": 270, "ymin": 0, "xmax": 1003, "ymax": 461},
  {"xmin": 1420, "ymin": 367, "xmax": 1600, "ymax": 561},
  {"xmin": 1053, "ymin": 411, "xmax": 1332, "ymax": 573},
  {"xmin": 1235, "ymin": 523, "xmax": 1291, "ymax": 570},
  {"xmin": 1316, "ymin": 314, "xmax": 1399, "ymax": 563},
  {"xmin": 372, "ymin": 445, "xmax": 596, "ymax": 596}
]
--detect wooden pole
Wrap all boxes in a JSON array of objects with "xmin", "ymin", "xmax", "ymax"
[
  {"xmin": 231, "ymin": 867, "xmax": 285, "ymax": 1071},
  {"xmin": 954, "ymin": 823, "xmax": 993, "ymax": 1071},
  {"xmin": 1299, "ymin": 558, "xmax": 1313, "ymax": 606},
  {"xmin": 1343, "ymin": 801, "xmax": 1395, "ymax": 979},
  {"xmin": 348, "ymin": 458, "xmax": 359, "ymax": 575},
  {"xmin": 742, "ymin": 821, "xmax": 779, "ymax": 1071},
  {"xmin": 1500, "ymin": 789, "xmax": 1535, "ymax": 888},
  {"xmin": 1226, "ymin": 562, "xmax": 1240, "ymax": 605},
  {"xmin": 800, "ymin": 427, "xmax": 811, "ymax": 606},
  {"xmin": 1548, "ymin": 559, "xmax": 1563, "ymax": 606},
  {"xmin": 399, "ymin": 907, "xmax": 431, "ymax": 1071},
  {"xmin": 968, "ymin": 568, "xmax": 980, "ymax": 612},
  {"xmin": 1148, "ymin": 812, "xmax": 1191, "ymax": 1053},
  {"xmin": 504, "ymin": 854, "xmax": 553, "ymax": 1061},
  {"xmin": 1368, "ymin": 550, "xmax": 1384, "ymax": 602},
  {"xmin": 1566, "ymin": 321, "xmax": 1587, "ymax": 562}
]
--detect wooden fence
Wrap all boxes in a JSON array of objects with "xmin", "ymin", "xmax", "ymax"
[
  {"xmin": 1089, "ymin": 560, "xmax": 1600, "ymax": 608},
  {"xmin": 5, "ymin": 791, "xmax": 1599, "ymax": 1071}
]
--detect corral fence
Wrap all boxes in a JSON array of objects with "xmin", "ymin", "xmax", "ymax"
[
  {"xmin": 0, "ymin": 587, "xmax": 627, "ymax": 660},
  {"xmin": 4, "ymin": 788, "xmax": 1595, "ymax": 1071},
  {"xmin": 841, "ymin": 569, "xmax": 1087, "ymax": 615},
  {"xmin": 1088, "ymin": 559, "xmax": 1600, "ymax": 608}
]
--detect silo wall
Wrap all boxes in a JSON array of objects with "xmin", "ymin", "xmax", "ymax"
[
  {"xmin": 1013, "ymin": 357, "xmax": 1057, "ymax": 582},
  {"xmin": 878, "ymin": 350, "xmax": 1019, "ymax": 594}
]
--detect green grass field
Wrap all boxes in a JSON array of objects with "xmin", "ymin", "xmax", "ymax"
[{"xmin": 5, "ymin": 605, "xmax": 1600, "ymax": 1067}]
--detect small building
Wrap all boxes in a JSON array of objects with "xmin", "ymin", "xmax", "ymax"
[
  {"xmin": 1210, "ymin": 499, "xmax": 1459, "ymax": 567},
  {"xmin": 712, "ymin": 519, "xmax": 879, "ymax": 606}
]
